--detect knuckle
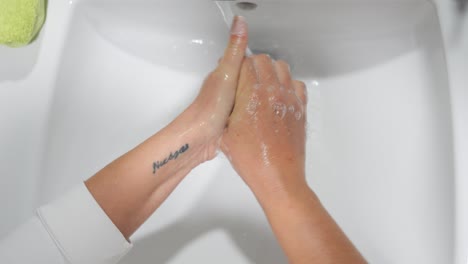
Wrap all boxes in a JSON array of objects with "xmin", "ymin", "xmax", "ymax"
[
  {"xmin": 295, "ymin": 80, "xmax": 306, "ymax": 89},
  {"xmin": 241, "ymin": 58, "xmax": 255, "ymax": 75},
  {"xmin": 277, "ymin": 60, "xmax": 290, "ymax": 69},
  {"xmin": 207, "ymin": 69, "xmax": 225, "ymax": 83},
  {"xmin": 243, "ymin": 57, "xmax": 254, "ymax": 67},
  {"xmin": 255, "ymin": 54, "xmax": 272, "ymax": 62}
]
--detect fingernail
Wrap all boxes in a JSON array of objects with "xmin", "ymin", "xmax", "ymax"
[{"xmin": 231, "ymin": 16, "xmax": 247, "ymax": 36}]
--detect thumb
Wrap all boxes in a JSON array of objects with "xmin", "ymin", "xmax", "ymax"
[{"xmin": 219, "ymin": 16, "xmax": 249, "ymax": 74}]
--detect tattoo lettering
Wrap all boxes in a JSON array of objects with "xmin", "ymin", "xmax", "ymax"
[{"xmin": 152, "ymin": 144, "xmax": 190, "ymax": 174}]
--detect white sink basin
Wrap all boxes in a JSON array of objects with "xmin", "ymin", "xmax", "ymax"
[{"xmin": 1, "ymin": 0, "xmax": 465, "ymax": 263}]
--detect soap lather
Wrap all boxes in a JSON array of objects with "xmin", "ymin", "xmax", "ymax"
[{"xmin": 0, "ymin": 0, "xmax": 47, "ymax": 47}]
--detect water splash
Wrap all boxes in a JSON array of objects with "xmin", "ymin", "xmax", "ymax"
[{"xmin": 307, "ymin": 79, "xmax": 323, "ymax": 138}]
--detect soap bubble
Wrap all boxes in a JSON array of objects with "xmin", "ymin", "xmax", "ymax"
[
  {"xmin": 295, "ymin": 111, "xmax": 302, "ymax": 121},
  {"xmin": 272, "ymin": 102, "xmax": 287, "ymax": 119}
]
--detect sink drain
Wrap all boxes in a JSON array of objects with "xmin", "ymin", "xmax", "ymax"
[{"xmin": 236, "ymin": 2, "xmax": 258, "ymax": 11}]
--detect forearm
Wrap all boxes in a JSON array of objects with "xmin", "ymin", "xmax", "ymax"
[
  {"xmin": 256, "ymin": 178, "xmax": 366, "ymax": 264},
  {"xmin": 85, "ymin": 110, "xmax": 204, "ymax": 239},
  {"xmin": 83, "ymin": 15, "xmax": 248, "ymax": 240}
]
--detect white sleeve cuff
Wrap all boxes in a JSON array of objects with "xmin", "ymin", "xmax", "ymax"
[{"xmin": 37, "ymin": 183, "xmax": 132, "ymax": 264}]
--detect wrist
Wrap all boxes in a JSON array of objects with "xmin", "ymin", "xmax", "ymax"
[
  {"xmin": 162, "ymin": 108, "xmax": 219, "ymax": 167},
  {"xmin": 245, "ymin": 170, "xmax": 315, "ymax": 210},
  {"xmin": 257, "ymin": 182, "xmax": 321, "ymax": 221}
]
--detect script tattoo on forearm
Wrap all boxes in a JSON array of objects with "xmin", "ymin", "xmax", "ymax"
[{"xmin": 152, "ymin": 144, "xmax": 190, "ymax": 175}]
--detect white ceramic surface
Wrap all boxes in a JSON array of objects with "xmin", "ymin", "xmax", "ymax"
[{"xmin": 0, "ymin": 0, "xmax": 467, "ymax": 263}]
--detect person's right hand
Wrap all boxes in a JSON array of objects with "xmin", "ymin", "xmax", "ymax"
[
  {"xmin": 222, "ymin": 55, "xmax": 366, "ymax": 264},
  {"xmin": 221, "ymin": 54, "xmax": 308, "ymax": 199}
]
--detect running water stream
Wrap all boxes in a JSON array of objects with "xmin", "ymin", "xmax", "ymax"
[{"xmin": 215, "ymin": 1, "xmax": 253, "ymax": 56}]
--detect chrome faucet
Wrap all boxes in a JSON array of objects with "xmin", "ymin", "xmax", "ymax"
[{"xmin": 455, "ymin": 0, "xmax": 467, "ymax": 13}]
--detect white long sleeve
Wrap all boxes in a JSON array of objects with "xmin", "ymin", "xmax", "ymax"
[{"xmin": 0, "ymin": 183, "xmax": 132, "ymax": 264}]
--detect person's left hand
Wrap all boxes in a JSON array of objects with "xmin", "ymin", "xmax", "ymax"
[
  {"xmin": 168, "ymin": 16, "xmax": 249, "ymax": 164},
  {"xmin": 84, "ymin": 16, "xmax": 249, "ymax": 239}
]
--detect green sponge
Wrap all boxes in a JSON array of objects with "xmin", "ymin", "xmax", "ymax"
[{"xmin": 0, "ymin": 0, "xmax": 46, "ymax": 47}]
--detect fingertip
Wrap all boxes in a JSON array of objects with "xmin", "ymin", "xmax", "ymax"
[
  {"xmin": 293, "ymin": 80, "xmax": 308, "ymax": 104},
  {"xmin": 230, "ymin": 15, "xmax": 248, "ymax": 37},
  {"xmin": 274, "ymin": 60, "xmax": 293, "ymax": 90},
  {"xmin": 222, "ymin": 16, "xmax": 249, "ymax": 68}
]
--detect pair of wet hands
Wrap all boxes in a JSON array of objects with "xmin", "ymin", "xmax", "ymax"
[{"xmin": 183, "ymin": 17, "xmax": 308, "ymax": 196}]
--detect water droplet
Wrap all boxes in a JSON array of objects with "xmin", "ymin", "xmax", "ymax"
[
  {"xmin": 190, "ymin": 39, "xmax": 204, "ymax": 45},
  {"xmin": 261, "ymin": 143, "xmax": 271, "ymax": 166},
  {"xmin": 288, "ymin": 105, "xmax": 295, "ymax": 113},
  {"xmin": 247, "ymin": 95, "xmax": 259, "ymax": 115},
  {"xmin": 295, "ymin": 111, "xmax": 302, "ymax": 120}
]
